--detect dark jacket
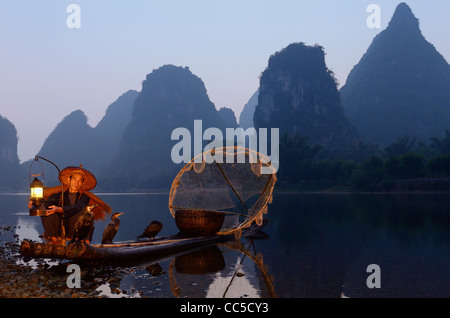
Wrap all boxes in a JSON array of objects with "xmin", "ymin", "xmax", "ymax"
[{"xmin": 45, "ymin": 190, "xmax": 90, "ymax": 218}]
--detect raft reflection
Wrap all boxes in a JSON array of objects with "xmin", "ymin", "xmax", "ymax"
[
  {"xmin": 168, "ymin": 241, "xmax": 276, "ymax": 298},
  {"xmin": 100, "ymin": 238, "xmax": 276, "ymax": 298}
]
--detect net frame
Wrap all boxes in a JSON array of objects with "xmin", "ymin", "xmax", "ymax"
[{"xmin": 168, "ymin": 146, "xmax": 277, "ymax": 236}]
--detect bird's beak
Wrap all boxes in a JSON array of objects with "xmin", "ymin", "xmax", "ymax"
[{"xmin": 118, "ymin": 212, "xmax": 125, "ymax": 216}]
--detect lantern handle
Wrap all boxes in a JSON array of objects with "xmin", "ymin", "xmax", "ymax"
[
  {"xmin": 29, "ymin": 158, "xmax": 45, "ymax": 184},
  {"xmin": 31, "ymin": 155, "xmax": 63, "ymax": 196},
  {"xmin": 34, "ymin": 155, "xmax": 61, "ymax": 174}
]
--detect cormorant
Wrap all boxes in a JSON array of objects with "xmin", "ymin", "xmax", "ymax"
[
  {"xmin": 101, "ymin": 212, "xmax": 124, "ymax": 244},
  {"xmin": 137, "ymin": 220, "xmax": 163, "ymax": 240},
  {"xmin": 70, "ymin": 205, "xmax": 97, "ymax": 244}
]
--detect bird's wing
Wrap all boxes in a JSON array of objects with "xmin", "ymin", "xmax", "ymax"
[{"xmin": 102, "ymin": 222, "xmax": 115, "ymax": 239}]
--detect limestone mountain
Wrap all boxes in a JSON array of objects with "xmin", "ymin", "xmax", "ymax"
[
  {"xmin": 95, "ymin": 89, "xmax": 139, "ymax": 157},
  {"xmin": 0, "ymin": 115, "xmax": 20, "ymax": 166},
  {"xmin": 239, "ymin": 89, "xmax": 259, "ymax": 129},
  {"xmin": 218, "ymin": 107, "xmax": 238, "ymax": 128},
  {"xmin": 0, "ymin": 115, "xmax": 23, "ymax": 190},
  {"xmin": 340, "ymin": 2, "xmax": 450, "ymax": 146},
  {"xmin": 35, "ymin": 110, "xmax": 98, "ymax": 183},
  {"xmin": 254, "ymin": 42, "xmax": 358, "ymax": 148},
  {"xmin": 33, "ymin": 90, "xmax": 138, "ymax": 184},
  {"xmin": 107, "ymin": 65, "xmax": 225, "ymax": 190}
]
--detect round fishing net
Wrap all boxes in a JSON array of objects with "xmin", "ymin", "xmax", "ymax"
[{"xmin": 168, "ymin": 146, "xmax": 277, "ymax": 237}]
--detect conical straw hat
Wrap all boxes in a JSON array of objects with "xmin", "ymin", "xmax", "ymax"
[{"xmin": 58, "ymin": 165, "xmax": 97, "ymax": 191}]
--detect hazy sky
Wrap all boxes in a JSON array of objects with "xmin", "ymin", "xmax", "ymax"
[{"xmin": 0, "ymin": 0, "xmax": 448, "ymax": 162}]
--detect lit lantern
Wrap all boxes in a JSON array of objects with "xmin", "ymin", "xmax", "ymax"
[
  {"xmin": 28, "ymin": 156, "xmax": 63, "ymax": 220},
  {"xmin": 29, "ymin": 177, "xmax": 44, "ymax": 201}
]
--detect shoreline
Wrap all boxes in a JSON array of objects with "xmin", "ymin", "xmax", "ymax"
[
  {"xmin": 0, "ymin": 226, "xmax": 140, "ymax": 298},
  {"xmin": 0, "ymin": 228, "xmax": 100, "ymax": 298}
]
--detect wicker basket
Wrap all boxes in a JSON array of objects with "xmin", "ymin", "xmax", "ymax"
[{"xmin": 175, "ymin": 208, "xmax": 225, "ymax": 237}]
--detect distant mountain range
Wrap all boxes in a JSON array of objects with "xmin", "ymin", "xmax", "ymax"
[
  {"xmin": 0, "ymin": 2, "xmax": 448, "ymax": 192},
  {"xmin": 0, "ymin": 115, "xmax": 22, "ymax": 190},
  {"xmin": 340, "ymin": 2, "xmax": 450, "ymax": 146},
  {"xmin": 105, "ymin": 65, "xmax": 226, "ymax": 190},
  {"xmin": 22, "ymin": 90, "xmax": 138, "ymax": 185},
  {"xmin": 238, "ymin": 89, "xmax": 258, "ymax": 129}
]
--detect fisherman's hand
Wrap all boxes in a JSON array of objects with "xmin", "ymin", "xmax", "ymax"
[
  {"xmin": 45, "ymin": 205, "xmax": 63, "ymax": 216},
  {"xmin": 28, "ymin": 200, "xmax": 33, "ymax": 209}
]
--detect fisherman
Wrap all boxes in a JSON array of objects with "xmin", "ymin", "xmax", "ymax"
[{"xmin": 28, "ymin": 165, "xmax": 110, "ymax": 245}]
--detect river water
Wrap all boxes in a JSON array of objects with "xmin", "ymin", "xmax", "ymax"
[{"xmin": 1, "ymin": 192, "xmax": 449, "ymax": 298}]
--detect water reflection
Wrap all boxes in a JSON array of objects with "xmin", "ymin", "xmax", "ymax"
[
  {"xmin": 168, "ymin": 242, "xmax": 275, "ymax": 298},
  {"xmin": 11, "ymin": 217, "xmax": 60, "ymax": 269},
  {"xmin": 15, "ymin": 216, "xmax": 42, "ymax": 242},
  {"xmin": 205, "ymin": 257, "xmax": 260, "ymax": 298},
  {"xmin": 262, "ymin": 193, "xmax": 450, "ymax": 297},
  {"xmin": 96, "ymin": 282, "xmax": 142, "ymax": 298},
  {"xmin": 87, "ymin": 237, "xmax": 275, "ymax": 298},
  {"xmin": 2, "ymin": 193, "xmax": 450, "ymax": 297},
  {"xmin": 116, "ymin": 239, "xmax": 274, "ymax": 298}
]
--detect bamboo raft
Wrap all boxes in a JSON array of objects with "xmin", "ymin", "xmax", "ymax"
[{"xmin": 19, "ymin": 221, "xmax": 267, "ymax": 263}]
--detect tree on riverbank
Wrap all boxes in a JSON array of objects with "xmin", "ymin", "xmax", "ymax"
[{"xmin": 277, "ymin": 130, "xmax": 450, "ymax": 192}]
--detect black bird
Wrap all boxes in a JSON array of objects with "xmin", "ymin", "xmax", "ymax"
[
  {"xmin": 101, "ymin": 212, "xmax": 124, "ymax": 244},
  {"xmin": 70, "ymin": 205, "xmax": 97, "ymax": 244},
  {"xmin": 137, "ymin": 220, "xmax": 163, "ymax": 240}
]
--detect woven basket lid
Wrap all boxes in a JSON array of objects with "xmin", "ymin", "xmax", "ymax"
[{"xmin": 59, "ymin": 165, "xmax": 97, "ymax": 191}]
